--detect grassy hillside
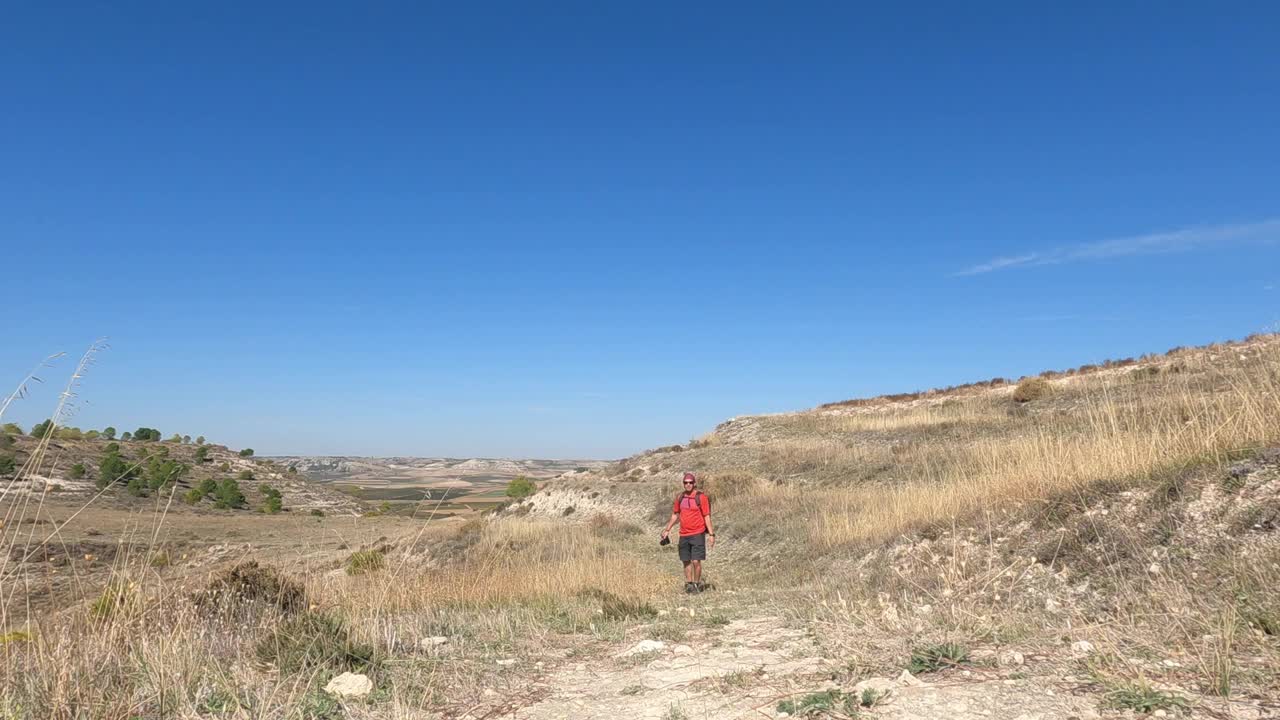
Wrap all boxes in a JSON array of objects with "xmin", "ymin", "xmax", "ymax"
[{"xmin": 1, "ymin": 335, "xmax": 1277, "ymax": 718}]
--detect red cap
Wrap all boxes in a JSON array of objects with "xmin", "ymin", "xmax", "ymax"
[{"xmin": 683, "ymin": 472, "xmax": 696, "ymax": 484}]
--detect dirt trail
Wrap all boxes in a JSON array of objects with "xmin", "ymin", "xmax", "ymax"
[{"xmin": 500, "ymin": 616, "xmax": 1100, "ymax": 720}]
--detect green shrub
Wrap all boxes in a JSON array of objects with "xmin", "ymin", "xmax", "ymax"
[
  {"xmin": 195, "ymin": 435, "xmax": 205, "ymax": 445},
  {"xmin": 194, "ymin": 446, "xmax": 210, "ymax": 463},
  {"xmin": 68, "ymin": 463, "xmax": 86, "ymax": 479},
  {"xmin": 310, "ymin": 508, "xmax": 325, "ymax": 517},
  {"xmin": 345, "ymin": 549, "xmax": 386, "ymax": 575},
  {"xmin": 238, "ymin": 469, "xmax": 255, "ymax": 481},
  {"xmin": 89, "ymin": 581, "xmax": 139, "ymax": 620},
  {"xmin": 219, "ymin": 461, "xmax": 230, "ymax": 472},
  {"xmin": 29, "ymin": 419, "xmax": 54, "ymax": 439},
  {"xmin": 1104, "ymin": 682, "xmax": 1189, "ymax": 714},
  {"xmin": 57, "ymin": 427, "xmax": 83, "ymax": 440},
  {"xmin": 126, "ymin": 476, "xmax": 148, "ymax": 497},
  {"xmin": 1012, "ymin": 377, "xmax": 1052, "ymax": 403},
  {"xmin": 254, "ymin": 611, "xmax": 376, "ymax": 674},
  {"xmin": 259, "ymin": 484, "xmax": 283, "ymax": 513},
  {"xmin": 2, "ymin": 423, "xmax": 23, "ymax": 436},
  {"xmin": 98, "ymin": 451, "xmax": 136, "ymax": 488},
  {"xmin": 0, "ymin": 455, "xmax": 16, "ymax": 476},
  {"xmin": 908, "ymin": 643, "xmax": 969, "ymax": 674},
  {"xmin": 505, "ymin": 476, "xmax": 538, "ymax": 499},
  {"xmin": 215, "ymin": 478, "xmax": 246, "ymax": 509},
  {"xmin": 121, "ymin": 432, "xmax": 132, "ymax": 441},
  {"xmin": 0, "ymin": 434, "xmax": 11, "ymax": 450},
  {"xmin": 101, "ymin": 426, "xmax": 116, "ymax": 440},
  {"xmin": 167, "ymin": 433, "xmax": 183, "ymax": 443},
  {"xmin": 183, "ymin": 487, "xmax": 205, "ymax": 505},
  {"xmin": 239, "ymin": 448, "xmax": 254, "ymax": 457},
  {"xmin": 182, "ymin": 435, "xmax": 191, "ymax": 444},
  {"xmin": 145, "ymin": 457, "xmax": 189, "ymax": 490}
]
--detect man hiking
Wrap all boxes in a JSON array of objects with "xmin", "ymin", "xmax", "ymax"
[{"xmin": 660, "ymin": 471, "xmax": 715, "ymax": 593}]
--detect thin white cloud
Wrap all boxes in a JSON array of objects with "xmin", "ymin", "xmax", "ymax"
[{"xmin": 956, "ymin": 219, "xmax": 1280, "ymax": 276}]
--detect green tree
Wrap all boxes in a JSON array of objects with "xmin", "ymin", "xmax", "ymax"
[
  {"xmin": 214, "ymin": 478, "xmax": 246, "ymax": 509},
  {"xmin": 0, "ymin": 455, "xmax": 16, "ymax": 476},
  {"xmin": 167, "ymin": 433, "xmax": 183, "ymax": 443},
  {"xmin": 182, "ymin": 435, "xmax": 192, "ymax": 444},
  {"xmin": 145, "ymin": 456, "xmax": 188, "ymax": 491},
  {"xmin": 30, "ymin": 419, "xmax": 54, "ymax": 439},
  {"xmin": 68, "ymin": 463, "xmax": 86, "ymax": 479},
  {"xmin": 98, "ymin": 450, "xmax": 136, "ymax": 489},
  {"xmin": 121, "ymin": 431, "xmax": 133, "ymax": 441},
  {"xmin": 57, "ymin": 427, "xmax": 84, "ymax": 440},
  {"xmin": 102, "ymin": 426, "xmax": 116, "ymax": 440},
  {"xmin": 195, "ymin": 436, "xmax": 205, "ymax": 445},
  {"xmin": 84, "ymin": 430, "xmax": 100, "ymax": 440},
  {"xmin": 239, "ymin": 448, "xmax": 255, "ymax": 457},
  {"xmin": 133, "ymin": 427, "xmax": 161, "ymax": 442},
  {"xmin": 194, "ymin": 445, "xmax": 210, "ymax": 463},
  {"xmin": 505, "ymin": 476, "xmax": 538, "ymax": 499},
  {"xmin": 2, "ymin": 423, "xmax": 23, "ymax": 436}
]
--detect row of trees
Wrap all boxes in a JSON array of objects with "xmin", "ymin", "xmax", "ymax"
[
  {"xmin": 97, "ymin": 444, "xmax": 191, "ymax": 497},
  {"xmin": 4, "ymin": 421, "xmax": 211, "ymax": 446}
]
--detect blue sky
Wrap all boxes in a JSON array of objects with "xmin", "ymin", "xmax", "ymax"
[{"xmin": 3, "ymin": 3, "xmax": 1279, "ymax": 458}]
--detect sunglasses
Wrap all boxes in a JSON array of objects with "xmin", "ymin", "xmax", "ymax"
[{"xmin": 683, "ymin": 480, "xmax": 695, "ymax": 485}]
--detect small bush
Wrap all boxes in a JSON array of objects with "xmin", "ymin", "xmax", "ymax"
[
  {"xmin": 907, "ymin": 643, "xmax": 969, "ymax": 674},
  {"xmin": 0, "ymin": 455, "xmax": 15, "ymax": 476},
  {"xmin": 68, "ymin": 463, "xmax": 86, "ymax": 479},
  {"xmin": 2, "ymin": 423, "xmax": 23, "ymax": 435},
  {"xmin": 194, "ymin": 446, "xmax": 210, "ymax": 463},
  {"xmin": 29, "ymin": 419, "xmax": 54, "ymax": 439},
  {"xmin": 310, "ymin": 508, "xmax": 325, "ymax": 517},
  {"xmin": 239, "ymin": 448, "xmax": 254, "ymax": 457},
  {"xmin": 1012, "ymin": 377, "xmax": 1052, "ymax": 403},
  {"xmin": 215, "ymin": 478, "xmax": 246, "ymax": 509},
  {"xmin": 1104, "ymin": 682, "xmax": 1189, "ymax": 714},
  {"xmin": 346, "ymin": 549, "xmax": 386, "ymax": 575},
  {"xmin": 238, "ymin": 469, "xmax": 254, "ymax": 481},
  {"xmin": 90, "ymin": 581, "xmax": 139, "ymax": 620},
  {"xmin": 255, "ymin": 611, "xmax": 376, "ymax": 674},
  {"xmin": 505, "ymin": 476, "xmax": 538, "ymax": 499},
  {"xmin": 776, "ymin": 690, "xmax": 855, "ymax": 717},
  {"xmin": 259, "ymin": 484, "xmax": 283, "ymax": 513},
  {"xmin": 195, "ymin": 560, "xmax": 308, "ymax": 614},
  {"xmin": 578, "ymin": 588, "xmax": 657, "ymax": 620}
]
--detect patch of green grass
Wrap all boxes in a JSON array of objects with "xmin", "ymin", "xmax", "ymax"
[
  {"xmin": 620, "ymin": 684, "xmax": 643, "ymax": 696},
  {"xmin": 1104, "ymin": 682, "xmax": 1190, "ymax": 715},
  {"xmin": 578, "ymin": 588, "xmax": 657, "ymax": 620},
  {"xmin": 776, "ymin": 690, "xmax": 857, "ymax": 717},
  {"xmin": 650, "ymin": 622, "xmax": 688, "ymax": 643},
  {"xmin": 907, "ymin": 642, "xmax": 969, "ymax": 674},
  {"xmin": 860, "ymin": 687, "xmax": 887, "ymax": 707}
]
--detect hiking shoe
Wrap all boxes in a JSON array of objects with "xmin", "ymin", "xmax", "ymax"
[{"xmin": 684, "ymin": 582, "xmax": 696, "ymax": 594}]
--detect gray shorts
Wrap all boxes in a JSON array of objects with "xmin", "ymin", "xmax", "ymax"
[{"xmin": 678, "ymin": 533, "xmax": 706, "ymax": 562}]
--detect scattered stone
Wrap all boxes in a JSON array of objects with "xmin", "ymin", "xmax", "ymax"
[
  {"xmin": 1044, "ymin": 598, "xmax": 1062, "ymax": 612},
  {"xmin": 672, "ymin": 644, "xmax": 695, "ymax": 656},
  {"xmin": 1148, "ymin": 562, "xmax": 1162, "ymax": 575},
  {"xmin": 1071, "ymin": 640, "xmax": 1095, "ymax": 655},
  {"xmin": 619, "ymin": 639, "xmax": 666, "ymax": 657},
  {"xmin": 998, "ymin": 650, "xmax": 1025, "ymax": 667},
  {"xmin": 897, "ymin": 669, "xmax": 926, "ymax": 687},
  {"xmin": 324, "ymin": 672, "xmax": 372, "ymax": 699},
  {"xmin": 496, "ymin": 658, "xmax": 517, "ymax": 666}
]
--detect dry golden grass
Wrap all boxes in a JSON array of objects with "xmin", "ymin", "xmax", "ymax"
[{"xmin": 798, "ymin": 344, "xmax": 1280, "ymax": 547}]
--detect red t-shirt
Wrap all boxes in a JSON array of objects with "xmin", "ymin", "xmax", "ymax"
[{"xmin": 673, "ymin": 491, "xmax": 710, "ymax": 536}]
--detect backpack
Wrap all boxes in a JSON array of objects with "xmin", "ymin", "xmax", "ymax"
[{"xmin": 674, "ymin": 490, "xmax": 710, "ymax": 515}]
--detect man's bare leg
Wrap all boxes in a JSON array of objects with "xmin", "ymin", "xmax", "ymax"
[
  {"xmin": 691, "ymin": 560, "xmax": 702, "ymax": 584},
  {"xmin": 683, "ymin": 561, "xmax": 694, "ymax": 583}
]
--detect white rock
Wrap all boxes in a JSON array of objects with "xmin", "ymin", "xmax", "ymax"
[
  {"xmin": 1148, "ymin": 562, "xmax": 1162, "ymax": 575},
  {"xmin": 1071, "ymin": 640, "xmax": 1095, "ymax": 655},
  {"xmin": 324, "ymin": 672, "xmax": 373, "ymax": 698},
  {"xmin": 619, "ymin": 639, "xmax": 666, "ymax": 657},
  {"xmin": 1044, "ymin": 598, "xmax": 1062, "ymax": 612},
  {"xmin": 998, "ymin": 650, "xmax": 1025, "ymax": 667},
  {"xmin": 672, "ymin": 644, "xmax": 695, "ymax": 656},
  {"xmin": 896, "ymin": 670, "xmax": 925, "ymax": 687},
  {"xmin": 853, "ymin": 677, "xmax": 896, "ymax": 698},
  {"xmin": 1153, "ymin": 711, "xmax": 1167, "ymax": 718},
  {"xmin": 496, "ymin": 658, "xmax": 517, "ymax": 666},
  {"xmin": 418, "ymin": 635, "xmax": 449, "ymax": 648}
]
